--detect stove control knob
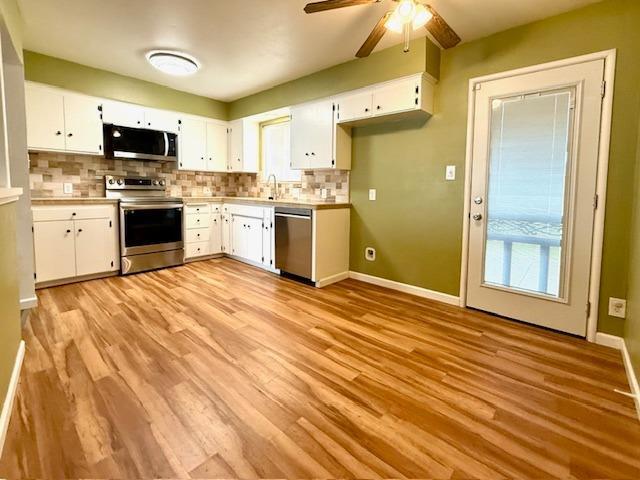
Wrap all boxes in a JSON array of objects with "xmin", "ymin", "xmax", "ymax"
[
  {"xmin": 108, "ymin": 178, "xmax": 115, "ymax": 185},
  {"xmin": 117, "ymin": 179, "xmax": 124, "ymax": 185},
  {"xmin": 152, "ymin": 179, "xmax": 159, "ymax": 186},
  {"xmin": 159, "ymin": 179, "xmax": 166, "ymax": 186}
]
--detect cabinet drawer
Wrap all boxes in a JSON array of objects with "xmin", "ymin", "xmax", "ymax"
[
  {"xmin": 186, "ymin": 241, "xmax": 210, "ymax": 258},
  {"xmin": 210, "ymin": 203, "xmax": 222, "ymax": 214},
  {"xmin": 33, "ymin": 205, "xmax": 115, "ymax": 222},
  {"xmin": 185, "ymin": 213, "xmax": 209, "ymax": 229},
  {"xmin": 186, "ymin": 228, "xmax": 210, "ymax": 243},
  {"xmin": 185, "ymin": 203, "xmax": 210, "ymax": 215}
]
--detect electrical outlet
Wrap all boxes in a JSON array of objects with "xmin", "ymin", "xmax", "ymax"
[
  {"xmin": 445, "ymin": 165, "xmax": 456, "ymax": 181},
  {"xmin": 63, "ymin": 182, "xmax": 73, "ymax": 194},
  {"xmin": 369, "ymin": 189, "xmax": 377, "ymax": 201},
  {"xmin": 203, "ymin": 187, "xmax": 212, "ymax": 196},
  {"xmin": 321, "ymin": 188, "xmax": 328, "ymax": 199},
  {"xmin": 365, "ymin": 247, "xmax": 376, "ymax": 261},
  {"xmin": 608, "ymin": 297, "xmax": 627, "ymax": 318}
]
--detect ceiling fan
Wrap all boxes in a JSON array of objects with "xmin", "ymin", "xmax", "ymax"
[{"xmin": 303, "ymin": 0, "xmax": 461, "ymax": 58}]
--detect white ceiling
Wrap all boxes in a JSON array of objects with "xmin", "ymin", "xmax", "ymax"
[{"xmin": 18, "ymin": 0, "xmax": 601, "ymax": 101}]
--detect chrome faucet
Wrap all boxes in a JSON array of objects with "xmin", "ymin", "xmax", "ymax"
[{"xmin": 267, "ymin": 174, "xmax": 278, "ymax": 200}]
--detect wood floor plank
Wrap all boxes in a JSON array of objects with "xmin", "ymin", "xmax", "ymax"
[{"xmin": 1, "ymin": 258, "xmax": 639, "ymax": 479}]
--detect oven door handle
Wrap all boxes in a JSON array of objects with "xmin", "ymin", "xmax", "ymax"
[{"xmin": 121, "ymin": 203, "xmax": 184, "ymax": 211}]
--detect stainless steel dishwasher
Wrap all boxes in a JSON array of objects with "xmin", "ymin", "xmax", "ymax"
[{"xmin": 275, "ymin": 207, "xmax": 312, "ymax": 280}]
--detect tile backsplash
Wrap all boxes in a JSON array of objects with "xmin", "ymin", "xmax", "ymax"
[{"xmin": 29, "ymin": 152, "xmax": 349, "ymax": 202}]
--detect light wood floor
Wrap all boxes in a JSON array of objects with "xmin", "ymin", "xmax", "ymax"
[{"xmin": 1, "ymin": 258, "xmax": 639, "ymax": 479}]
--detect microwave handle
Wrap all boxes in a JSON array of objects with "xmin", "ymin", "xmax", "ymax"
[{"xmin": 163, "ymin": 132, "xmax": 169, "ymax": 156}]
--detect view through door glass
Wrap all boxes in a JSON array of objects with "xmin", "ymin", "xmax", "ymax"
[{"xmin": 483, "ymin": 88, "xmax": 575, "ymax": 298}]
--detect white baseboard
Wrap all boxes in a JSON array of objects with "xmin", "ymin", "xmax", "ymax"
[
  {"xmin": 349, "ymin": 271, "xmax": 460, "ymax": 306},
  {"xmin": 19, "ymin": 295, "xmax": 37, "ymax": 310},
  {"xmin": 0, "ymin": 340, "xmax": 25, "ymax": 458},
  {"xmin": 595, "ymin": 332, "xmax": 640, "ymax": 421},
  {"xmin": 316, "ymin": 271, "xmax": 349, "ymax": 288}
]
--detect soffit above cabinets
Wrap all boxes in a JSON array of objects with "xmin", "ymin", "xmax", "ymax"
[{"xmin": 19, "ymin": 0, "xmax": 601, "ymax": 102}]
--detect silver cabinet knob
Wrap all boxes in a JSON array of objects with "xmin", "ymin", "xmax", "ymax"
[
  {"xmin": 472, "ymin": 213, "xmax": 483, "ymax": 221},
  {"xmin": 474, "ymin": 197, "xmax": 483, "ymax": 205}
]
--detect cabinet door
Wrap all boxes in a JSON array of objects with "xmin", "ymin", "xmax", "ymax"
[
  {"xmin": 102, "ymin": 101, "xmax": 145, "ymax": 128},
  {"xmin": 228, "ymin": 119, "xmax": 243, "ymax": 172},
  {"xmin": 210, "ymin": 214, "xmax": 222, "ymax": 254},
  {"xmin": 74, "ymin": 218, "xmax": 116, "ymax": 276},
  {"xmin": 221, "ymin": 214, "xmax": 231, "ymax": 254},
  {"xmin": 33, "ymin": 220, "xmax": 76, "ymax": 283},
  {"xmin": 63, "ymin": 94, "xmax": 103, "ymax": 154},
  {"xmin": 206, "ymin": 122, "xmax": 228, "ymax": 172},
  {"xmin": 372, "ymin": 77, "xmax": 419, "ymax": 116},
  {"xmin": 262, "ymin": 208, "xmax": 273, "ymax": 269},
  {"xmin": 25, "ymin": 85, "xmax": 66, "ymax": 151},
  {"xmin": 337, "ymin": 92, "xmax": 373, "ymax": 123},
  {"xmin": 231, "ymin": 215, "xmax": 246, "ymax": 257},
  {"xmin": 244, "ymin": 216, "xmax": 264, "ymax": 264},
  {"xmin": 308, "ymin": 99, "xmax": 335, "ymax": 169},
  {"xmin": 179, "ymin": 118, "xmax": 206, "ymax": 171},
  {"xmin": 145, "ymin": 109, "xmax": 180, "ymax": 133},
  {"xmin": 290, "ymin": 103, "xmax": 312, "ymax": 170}
]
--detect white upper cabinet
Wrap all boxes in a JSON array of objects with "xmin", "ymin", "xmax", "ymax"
[
  {"xmin": 144, "ymin": 108, "xmax": 180, "ymax": 133},
  {"xmin": 63, "ymin": 94, "xmax": 103, "ymax": 154},
  {"xmin": 335, "ymin": 73, "xmax": 434, "ymax": 126},
  {"xmin": 291, "ymin": 99, "xmax": 350, "ymax": 170},
  {"xmin": 228, "ymin": 119, "xmax": 243, "ymax": 172},
  {"xmin": 228, "ymin": 118, "xmax": 259, "ymax": 173},
  {"xmin": 25, "ymin": 85, "xmax": 66, "ymax": 151},
  {"xmin": 179, "ymin": 117, "xmax": 206, "ymax": 171},
  {"xmin": 26, "ymin": 84, "xmax": 102, "ymax": 154},
  {"xmin": 101, "ymin": 100, "xmax": 145, "ymax": 128},
  {"xmin": 206, "ymin": 122, "xmax": 228, "ymax": 172}
]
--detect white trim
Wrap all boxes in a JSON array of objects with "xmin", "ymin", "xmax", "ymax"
[
  {"xmin": 349, "ymin": 271, "xmax": 460, "ymax": 306},
  {"xmin": 0, "ymin": 340, "xmax": 25, "ymax": 458},
  {"xmin": 19, "ymin": 295, "xmax": 37, "ymax": 310},
  {"xmin": 315, "ymin": 271, "xmax": 349, "ymax": 288},
  {"xmin": 459, "ymin": 50, "xmax": 617, "ymax": 341},
  {"xmin": 595, "ymin": 333, "xmax": 640, "ymax": 421},
  {"xmin": 0, "ymin": 187, "xmax": 22, "ymax": 206}
]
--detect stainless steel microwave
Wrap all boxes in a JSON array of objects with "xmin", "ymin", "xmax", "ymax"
[{"xmin": 103, "ymin": 124, "xmax": 177, "ymax": 162}]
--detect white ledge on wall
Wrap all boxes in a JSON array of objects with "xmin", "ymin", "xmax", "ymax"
[{"xmin": 0, "ymin": 187, "xmax": 22, "ymax": 206}]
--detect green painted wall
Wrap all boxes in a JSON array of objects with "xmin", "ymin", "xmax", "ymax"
[
  {"xmin": 0, "ymin": 201, "xmax": 21, "ymax": 407},
  {"xmin": 229, "ymin": 38, "xmax": 440, "ymax": 119},
  {"xmin": 624, "ymin": 118, "xmax": 640, "ymax": 373},
  {"xmin": 24, "ymin": 51, "xmax": 228, "ymax": 120},
  {"xmin": 230, "ymin": 0, "xmax": 640, "ymax": 336}
]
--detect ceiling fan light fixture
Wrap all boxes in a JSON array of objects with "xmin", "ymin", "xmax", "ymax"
[
  {"xmin": 384, "ymin": 11, "xmax": 404, "ymax": 33},
  {"xmin": 396, "ymin": 0, "xmax": 416, "ymax": 21},
  {"xmin": 146, "ymin": 50, "xmax": 200, "ymax": 76},
  {"xmin": 412, "ymin": 4, "xmax": 433, "ymax": 29}
]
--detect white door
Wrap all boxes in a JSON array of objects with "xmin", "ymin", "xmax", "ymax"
[
  {"xmin": 337, "ymin": 92, "xmax": 373, "ymax": 123},
  {"xmin": 101, "ymin": 101, "xmax": 145, "ymax": 128},
  {"xmin": 228, "ymin": 119, "xmax": 243, "ymax": 172},
  {"xmin": 308, "ymin": 100, "xmax": 335, "ymax": 169},
  {"xmin": 33, "ymin": 220, "xmax": 76, "ymax": 282},
  {"xmin": 231, "ymin": 215, "xmax": 246, "ymax": 257},
  {"xmin": 221, "ymin": 214, "xmax": 231, "ymax": 254},
  {"xmin": 372, "ymin": 77, "xmax": 418, "ymax": 116},
  {"xmin": 290, "ymin": 103, "xmax": 312, "ymax": 169},
  {"xmin": 25, "ymin": 85, "xmax": 66, "ymax": 151},
  {"xmin": 145, "ymin": 109, "xmax": 180, "ymax": 133},
  {"xmin": 74, "ymin": 218, "xmax": 115, "ymax": 276},
  {"xmin": 63, "ymin": 94, "xmax": 103, "ymax": 154},
  {"xmin": 210, "ymin": 214, "xmax": 222, "ymax": 255},
  {"xmin": 179, "ymin": 118, "xmax": 206, "ymax": 171},
  {"xmin": 244, "ymin": 216, "xmax": 264, "ymax": 264},
  {"xmin": 466, "ymin": 60, "xmax": 605, "ymax": 336},
  {"xmin": 206, "ymin": 122, "xmax": 228, "ymax": 172}
]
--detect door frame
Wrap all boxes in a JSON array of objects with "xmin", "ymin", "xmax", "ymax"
[{"xmin": 459, "ymin": 50, "xmax": 617, "ymax": 342}]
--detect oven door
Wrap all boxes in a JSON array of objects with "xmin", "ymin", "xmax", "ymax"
[{"xmin": 120, "ymin": 203, "xmax": 183, "ymax": 256}]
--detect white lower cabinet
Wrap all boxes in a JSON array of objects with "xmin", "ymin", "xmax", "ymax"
[
  {"xmin": 221, "ymin": 213, "xmax": 231, "ymax": 254},
  {"xmin": 32, "ymin": 205, "xmax": 119, "ymax": 285},
  {"xmin": 210, "ymin": 214, "xmax": 222, "ymax": 255},
  {"xmin": 185, "ymin": 203, "xmax": 211, "ymax": 259},
  {"xmin": 231, "ymin": 215, "xmax": 263, "ymax": 263}
]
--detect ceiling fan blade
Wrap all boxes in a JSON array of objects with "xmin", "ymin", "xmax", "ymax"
[
  {"xmin": 425, "ymin": 5, "xmax": 461, "ymax": 49},
  {"xmin": 304, "ymin": 0, "xmax": 379, "ymax": 14},
  {"xmin": 356, "ymin": 12, "xmax": 392, "ymax": 58}
]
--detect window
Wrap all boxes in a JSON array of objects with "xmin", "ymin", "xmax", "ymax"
[{"xmin": 261, "ymin": 118, "xmax": 299, "ymax": 182}]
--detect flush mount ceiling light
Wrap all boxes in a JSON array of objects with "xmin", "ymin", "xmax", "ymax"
[
  {"xmin": 145, "ymin": 50, "xmax": 200, "ymax": 76},
  {"xmin": 303, "ymin": 0, "xmax": 460, "ymax": 58}
]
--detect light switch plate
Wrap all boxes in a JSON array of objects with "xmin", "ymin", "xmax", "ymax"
[
  {"xmin": 369, "ymin": 189, "xmax": 377, "ymax": 201},
  {"xmin": 321, "ymin": 188, "xmax": 328, "ymax": 199},
  {"xmin": 446, "ymin": 165, "xmax": 456, "ymax": 181},
  {"xmin": 63, "ymin": 182, "xmax": 73, "ymax": 194},
  {"xmin": 203, "ymin": 187, "xmax": 212, "ymax": 195},
  {"xmin": 608, "ymin": 297, "xmax": 627, "ymax": 318}
]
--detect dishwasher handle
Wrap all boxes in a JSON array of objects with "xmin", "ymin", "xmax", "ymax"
[{"xmin": 275, "ymin": 212, "xmax": 311, "ymax": 220}]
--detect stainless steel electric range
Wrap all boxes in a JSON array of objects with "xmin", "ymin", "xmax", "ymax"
[{"xmin": 105, "ymin": 175, "xmax": 184, "ymax": 275}]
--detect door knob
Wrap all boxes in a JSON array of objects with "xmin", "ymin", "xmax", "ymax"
[
  {"xmin": 472, "ymin": 213, "xmax": 483, "ymax": 221},
  {"xmin": 474, "ymin": 197, "xmax": 483, "ymax": 205}
]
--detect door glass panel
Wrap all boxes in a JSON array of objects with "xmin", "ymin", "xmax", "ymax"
[{"xmin": 483, "ymin": 89, "xmax": 574, "ymax": 298}]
